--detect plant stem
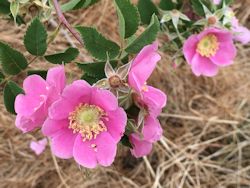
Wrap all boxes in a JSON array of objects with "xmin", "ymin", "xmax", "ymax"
[{"xmin": 52, "ymin": 0, "xmax": 83, "ymax": 46}]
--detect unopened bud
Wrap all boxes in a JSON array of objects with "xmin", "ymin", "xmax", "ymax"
[{"xmin": 108, "ymin": 75, "xmax": 122, "ymax": 88}]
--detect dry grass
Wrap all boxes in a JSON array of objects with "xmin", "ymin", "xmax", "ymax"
[{"xmin": 1, "ymin": 0, "xmax": 250, "ymax": 187}]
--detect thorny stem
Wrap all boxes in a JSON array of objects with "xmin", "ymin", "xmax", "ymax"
[{"xmin": 52, "ymin": 0, "xmax": 83, "ymax": 46}]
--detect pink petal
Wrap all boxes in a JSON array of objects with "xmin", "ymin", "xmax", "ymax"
[
  {"xmin": 191, "ymin": 54, "xmax": 219, "ymax": 77},
  {"xmin": 50, "ymin": 128, "xmax": 76, "ymax": 159},
  {"xmin": 183, "ymin": 34, "xmax": 199, "ymax": 65},
  {"xmin": 129, "ymin": 135, "xmax": 153, "ymax": 158},
  {"xmin": 23, "ymin": 75, "xmax": 48, "ymax": 95},
  {"xmin": 15, "ymin": 114, "xmax": 40, "ymax": 133},
  {"xmin": 128, "ymin": 42, "xmax": 161, "ymax": 92},
  {"xmin": 48, "ymin": 98, "xmax": 75, "ymax": 120},
  {"xmin": 142, "ymin": 116, "xmax": 163, "ymax": 142},
  {"xmin": 15, "ymin": 94, "xmax": 46, "ymax": 116},
  {"xmin": 91, "ymin": 88, "xmax": 118, "ymax": 112},
  {"xmin": 95, "ymin": 132, "xmax": 117, "ymax": 167},
  {"xmin": 210, "ymin": 41, "xmax": 236, "ymax": 67},
  {"xmin": 142, "ymin": 86, "xmax": 167, "ymax": 117},
  {"xmin": 42, "ymin": 118, "xmax": 69, "ymax": 137},
  {"xmin": 233, "ymin": 26, "xmax": 250, "ymax": 45},
  {"xmin": 30, "ymin": 138, "xmax": 47, "ymax": 155},
  {"xmin": 62, "ymin": 80, "xmax": 92, "ymax": 106},
  {"xmin": 73, "ymin": 135, "xmax": 98, "ymax": 168},
  {"xmin": 46, "ymin": 65, "xmax": 66, "ymax": 93},
  {"xmin": 104, "ymin": 107, "xmax": 127, "ymax": 142}
]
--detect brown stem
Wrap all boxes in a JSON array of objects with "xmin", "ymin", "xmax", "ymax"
[{"xmin": 52, "ymin": 0, "xmax": 83, "ymax": 46}]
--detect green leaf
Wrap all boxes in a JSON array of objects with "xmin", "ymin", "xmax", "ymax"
[
  {"xmin": 76, "ymin": 26, "xmax": 120, "ymax": 61},
  {"xmin": 61, "ymin": 0, "xmax": 99, "ymax": 12},
  {"xmin": 159, "ymin": 0, "xmax": 175, "ymax": 10},
  {"xmin": 24, "ymin": 18, "xmax": 47, "ymax": 56},
  {"xmin": 0, "ymin": 42, "xmax": 28, "ymax": 75},
  {"xmin": 191, "ymin": 0, "xmax": 205, "ymax": 16},
  {"xmin": 4, "ymin": 81, "xmax": 23, "ymax": 114},
  {"xmin": 77, "ymin": 61, "xmax": 116, "ymax": 84},
  {"xmin": 27, "ymin": 70, "xmax": 47, "ymax": 79},
  {"xmin": 125, "ymin": 14, "xmax": 160, "ymax": 54},
  {"xmin": 120, "ymin": 135, "xmax": 133, "ymax": 148},
  {"xmin": 137, "ymin": 0, "xmax": 159, "ymax": 25},
  {"xmin": 114, "ymin": 0, "xmax": 140, "ymax": 38},
  {"xmin": 0, "ymin": 0, "xmax": 10, "ymax": 15},
  {"xmin": 45, "ymin": 47, "xmax": 79, "ymax": 64},
  {"xmin": 0, "ymin": 71, "xmax": 5, "ymax": 83}
]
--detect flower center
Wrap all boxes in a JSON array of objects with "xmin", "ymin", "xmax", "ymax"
[
  {"xmin": 69, "ymin": 104, "xmax": 107, "ymax": 141},
  {"xmin": 196, "ymin": 34, "xmax": 219, "ymax": 57}
]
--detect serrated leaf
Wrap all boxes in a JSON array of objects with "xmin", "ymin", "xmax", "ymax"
[
  {"xmin": 24, "ymin": 18, "xmax": 47, "ymax": 56},
  {"xmin": 45, "ymin": 47, "xmax": 79, "ymax": 64},
  {"xmin": 114, "ymin": 0, "xmax": 140, "ymax": 39},
  {"xmin": 138, "ymin": 0, "xmax": 159, "ymax": 25},
  {"xmin": 0, "ymin": 0, "xmax": 10, "ymax": 15},
  {"xmin": 4, "ymin": 81, "xmax": 23, "ymax": 114},
  {"xmin": 76, "ymin": 26, "xmax": 120, "ymax": 61},
  {"xmin": 61, "ymin": 0, "xmax": 99, "ymax": 12},
  {"xmin": 0, "ymin": 42, "xmax": 28, "ymax": 75},
  {"xmin": 125, "ymin": 14, "xmax": 160, "ymax": 54},
  {"xmin": 27, "ymin": 70, "xmax": 47, "ymax": 79}
]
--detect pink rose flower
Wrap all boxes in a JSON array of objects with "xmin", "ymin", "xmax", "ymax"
[
  {"xmin": 183, "ymin": 27, "xmax": 236, "ymax": 77},
  {"xmin": 129, "ymin": 116, "xmax": 162, "ymax": 158},
  {"xmin": 15, "ymin": 66, "xmax": 66, "ymax": 133},
  {"xmin": 42, "ymin": 80, "xmax": 127, "ymax": 168},
  {"xmin": 128, "ymin": 42, "xmax": 167, "ymax": 117},
  {"xmin": 231, "ymin": 17, "xmax": 250, "ymax": 45},
  {"xmin": 30, "ymin": 138, "xmax": 47, "ymax": 155},
  {"xmin": 127, "ymin": 42, "xmax": 167, "ymax": 157}
]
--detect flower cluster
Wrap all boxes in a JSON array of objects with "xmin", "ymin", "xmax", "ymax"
[{"xmin": 14, "ymin": 43, "xmax": 166, "ymax": 168}]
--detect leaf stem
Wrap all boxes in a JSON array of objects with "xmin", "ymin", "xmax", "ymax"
[{"xmin": 52, "ymin": 0, "xmax": 83, "ymax": 46}]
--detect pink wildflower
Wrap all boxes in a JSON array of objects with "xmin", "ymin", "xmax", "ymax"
[
  {"xmin": 231, "ymin": 17, "xmax": 250, "ymax": 45},
  {"xmin": 42, "ymin": 80, "xmax": 127, "ymax": 168},
  {"xmin": 183, "ymin": 27, "xmax": 236, "ymax": 77},
  {"xmin": 15, "ymin": 66, "xmax": 66, "ymax": 133},
  {"xmin": 128, "ymin": 42, "xmax": 167, "ymax": 157},
  {"xmin": 128, "ymin": 42, "xmax": 167, "ymax": 117},
  {"xmin": 30, "ymin": 138, "xmax": 47, "ymax": 155},
  {"xmin": 129, "ymin": 116, "xmax": 162, "ymax": 158}
]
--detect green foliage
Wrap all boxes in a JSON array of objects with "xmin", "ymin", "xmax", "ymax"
[
  {"xmin": 114, "ymin": 0, "xmax": 140, "ymax": 39},
  {"xmin": 0, "ymin": 0, "xmax": 10, "ymax": 15},
  {"xmin": 137, "ymin": 0, "xmax": 158, "ymax": 25},
  {"xmin": 0, "ymin": 71, "xmax": 5, "ymax": 83},
  {"xmin": 78, "ymin": 62, "xmax": 106, "ymax": 84},
  {"xmin": 159, "ymin": 0, "xmax": 182, "ymax": 10},
  {"xmin": 27, "ymin": 70, "xmax": 47, "ymax": 79},
  {"xmin": 61, "ymin": 0, "xmax": 99, "ymax": 12},
  {"xmin": 45, "ymin": 47, "xmax": 79, "ymax": 64},
  {"xmin": 24, "ymin": 18, "xmax": 47, "ymax": 56},
  {"xmin": 76, "ymin": 26, "xmax": 120, "ymax": 61},
  {"xmin": 125, "ymin": 14, "xmax": 160, "ymax": 54},
  {"xmin": 0, "ymin": 42, "xmax": 28, "ymax": 75},
  {"xmin": 120, "ymin": 135, "xmax": 133, "ymax": 148},
  {"xmin": 3, "ymin": 81, "xmax": 23, "ymax": 114},
  {"xmin": 77, "ymin": 61, "xmax": 116, "ymax": 84}
]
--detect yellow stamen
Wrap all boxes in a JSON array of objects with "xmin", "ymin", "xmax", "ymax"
[
  {"xmin": 69, "ymin": 104, "xmax": 107, "ymax": 141},
  {"xmin": 196, "ymin": 34, "xmax": 219, "ymax": 57},
  {"xmin": 142, "ymin": 85, "xmax": 149, "ymax": 92}
]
